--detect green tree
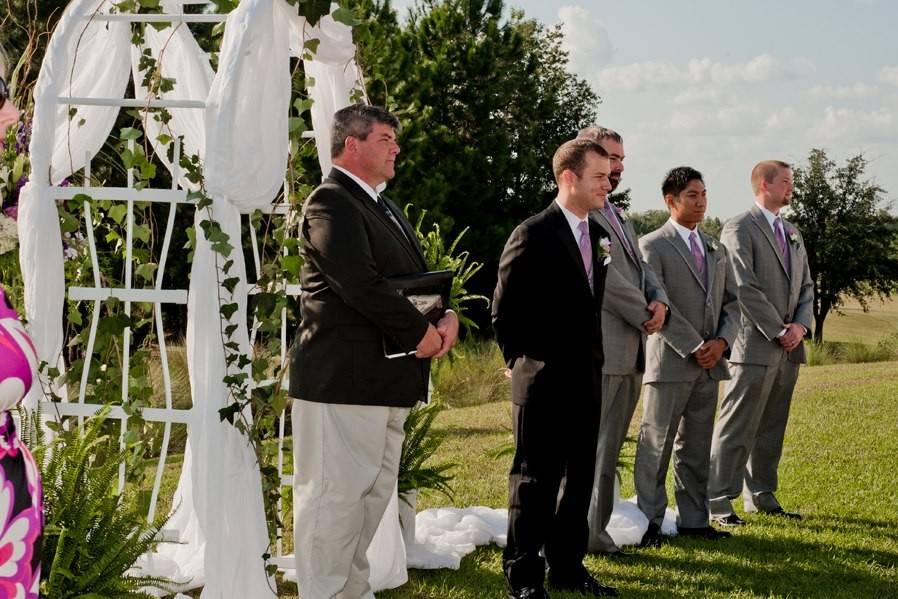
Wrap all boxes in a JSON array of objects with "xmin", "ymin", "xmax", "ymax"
[
  {"xmin": 786, "ymin": 148, "xmax": 898, "ymax": 342},
  {"xmin": 629, "ymin": 209, "xmax": 669, "ymax": 237},
  {"xmin": 353, "ymin": 0, "xmax": 600, "ymax": 327}
]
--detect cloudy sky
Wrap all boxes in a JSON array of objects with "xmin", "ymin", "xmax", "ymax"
[{"xmin": 390, "ymin": 0, "xmax": 898, "ymax": 218}]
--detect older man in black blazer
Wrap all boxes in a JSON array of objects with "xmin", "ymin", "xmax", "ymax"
[
  {"xmin": 289, "ymin": 105, "xmax": 458, "ymax": 599},
  {"xmin": 494, "ymin": 138, "xmax": 620, "ymax": 598}
]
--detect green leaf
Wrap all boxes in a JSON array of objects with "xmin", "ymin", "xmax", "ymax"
[
  {"xmin": 108, "ymin": 204, "xmax": 128, "ymax": 225},
  {"xmin": 133, "ymin": 223, "xmax": 151, "ymax": 244},
  {"xmin": 303, "ymin": 38, "xmax": 321, "ymax": 54},
  {"xmin": 220, "ymin": 303, "xmax": 239, "ymax": 320},
  {"xmin": 134, "ymin": 262, "xmax": 157, "ymax": 282},
  {"xmin": 331, "ymin": 6, "xmax": 360, "ymax": 27},
  {"xmin": 119, "ymin": 127, "xmax": 142, "ymax": 142},
  {"xmin": 156, "ymin": 133, "xmax": 172, "ymax": 146}
]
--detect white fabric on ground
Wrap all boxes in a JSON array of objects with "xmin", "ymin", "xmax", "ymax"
[{"xmin": 404, "ymin": 498, "xmax": 678, "ymax": 571}]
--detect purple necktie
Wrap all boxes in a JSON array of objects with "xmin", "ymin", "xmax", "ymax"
[
  {"xmin": 774, "ymin": 217, "xmax": 791, "ymax": 274},
  {"xmin": 689, "ymin": 231, "xmax": 706, "ymax": 284},
  {"xmin": 577, "ymin": 221, "xmax": 594, "ymax": 289},
  {"xmin": 603, "ymin": 203, "xmax": 635, "ymax": 261}
]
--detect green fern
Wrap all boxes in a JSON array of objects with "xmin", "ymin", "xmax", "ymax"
[
  {"xmin": 21, "ymin": 406, "xmax": 176, "ymax": 598},
  {"xmin": 397, "ymin": 401, "xmax": 455, "ymax": 500},
  {"xmin": 406, "ymin": 206, "xmax": 490, "ymax": 333}
]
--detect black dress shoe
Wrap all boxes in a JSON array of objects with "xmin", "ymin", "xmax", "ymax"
[
  {"xmin": 763, "ymin": 507, "xmax": 802, "ymax": 520},
  {"xmin": 711, "ymin": 513, "xmax": 745, "ymax": 526},
  {"xmin": 677, "ymin": 526, "xmax": 733, "ymax": 540},
  {"xmin": 640, "ymin": 522, "xmax": 663, "ymax": 548},
  {"xmin": 548, "ymin": 573, "xmax": 618, "ymax": 597},
  {"xmin": 507, "ymin": 585, "xmax": 550, "ymax": 599}
]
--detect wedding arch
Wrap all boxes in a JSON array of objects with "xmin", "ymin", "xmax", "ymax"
[{"xmin": 16, "ymin": 0, "xmax": 396, "ymax": 595}]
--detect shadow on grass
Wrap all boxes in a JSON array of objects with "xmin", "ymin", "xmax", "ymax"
[{"xmin": 379, "ymin": 515, "xmax": 897, "ymax": 598}]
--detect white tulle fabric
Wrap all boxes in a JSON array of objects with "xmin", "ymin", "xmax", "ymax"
[{"xmin": 18, "ymin": 0, "xmax": 130, "ymax": 409}]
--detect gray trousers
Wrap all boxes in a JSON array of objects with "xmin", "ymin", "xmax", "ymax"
[
  {"xmin": 587, "ymin": 372, "xmax": 642, "ymax": 552},
  {"xmin": 292, "ymin": 399, "xmax": 409, "ymax": 599},
  {"xmin": 634, "ymin": 375, "xmax": 718, "ymax": 528},
  {"xmin": 708, "ymin": 355, "xmax": 800, "ymax": 517}
]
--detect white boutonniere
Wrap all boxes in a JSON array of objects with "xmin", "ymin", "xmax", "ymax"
[
  {"xmin": 788, "ymin": 229, "xmax": 800, "ymax": 246},
  {"xmin": 706, "ymin": 237, "xmax": 719, "ymax": 252},
  {"xmin": 598, "ymin": 237, "xmax": 612, "ymax": 265},
  {"xmin": 615, "ymin": 205, "xmax": 628, "ymax": 222}
]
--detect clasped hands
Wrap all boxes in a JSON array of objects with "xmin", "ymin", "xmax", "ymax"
[
  {"xmin": 778, "ymin": 322, "xmax": 805, "ymax": 352},
  {"xmin": 642, "ymin": 300, "xmax": 667, "ymax": 334},
  {"xmin": 416, "ymin": 310, "xmax": 460, "ymax": 358},
  {"xmin": 694, "ymin": 338, "xmax": 727, "ymax": 369}
]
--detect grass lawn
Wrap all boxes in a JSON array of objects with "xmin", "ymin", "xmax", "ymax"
[
  {"xmin": 816, "ymin": 297, "xmax": 898, "ymax": 344},
  {"xmin": 367, "ymin": 360, "xmax": 898, "ymax": 599},
  {"xmin": 171, "ymin": 354, "xmax": 897, "ymax": 598}
]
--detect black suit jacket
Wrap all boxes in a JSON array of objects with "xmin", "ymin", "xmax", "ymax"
[
  {"xmin": 289, "ymin": 168, "xmax": 431, "ymax": 407},
  {"xmin": 492, "ymin": 201, "xmax": 608, "ymax": 406}
]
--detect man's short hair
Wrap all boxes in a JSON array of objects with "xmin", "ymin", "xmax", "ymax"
[
  {"xmin": 662, "ymin": 166, "xmax": 704, "ymax": 197},
  {"xmin": 751, "ymin": 160, "xmax": 791, "ymax": 195},
  {"xmin": 552, "ymin": 138, "xmax": 608, "ymax": 184},
  {"xmin": 577, "ymin": 125, "xmax": 623, "ymax": 145},
  {"xmin": 331, "ymin": 104, "xmax": 400, "ymax": 159}
]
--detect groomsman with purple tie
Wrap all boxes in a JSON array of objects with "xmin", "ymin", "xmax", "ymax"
[
  {"xmin": 633, "ymin": 167, "xmax": 740, "ymax": 547},
  {"xmin": 708, "ymin": 160, "xmax": 814, "ymax": 525},
  {"xmin": 577, "ymin": 126, "xmax": 670, "ymax": 555}
]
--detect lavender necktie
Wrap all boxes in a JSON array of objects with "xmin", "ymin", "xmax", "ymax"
[
  {"xmin": 689, "ymin": 231, "xmax": 706, "ymax": 284},
  {"xmin": 603, "ymin": 202, "xmax": 635, "ymax": 261},
  {"xmin": 577, "ymin": 221, "xmax": 594, "ymax": 289},
  {"xmin": 774, "ymin": 217, "xmax": 792, "ymax": 274}
]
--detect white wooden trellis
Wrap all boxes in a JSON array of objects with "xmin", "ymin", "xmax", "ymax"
[{"xmin": 43, "ymin": 2, "xmax": 314, "ymax": 572}]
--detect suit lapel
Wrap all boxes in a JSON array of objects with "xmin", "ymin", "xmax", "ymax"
[
  {"xmin": 700, "ymin": 231, "xmax": 717, "ymax": 297},
  {"xmin": 548, "ymin": 202, "xmax": 592, "ymax": 292},
  {"xmin": 327, "ymin": 169, "xmax": 427, "ymax": 270},
  {"xmin": 594, "ymin": 206, "xmax": 639, "ymax": 270},
  {"xmin": 381, "ymin": 194, "xmax": 429, "ymax": 271},
  {"xmin": 750, "ymin": 205, "xmax": 789, "ymax": 278},
  {"xmin": 661, "ymin": 221, "xmax": 707, "ymax": 291}
]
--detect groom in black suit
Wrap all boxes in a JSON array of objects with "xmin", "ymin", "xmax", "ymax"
[{"xmin": 493, "ymin": 138, "xmax": 619, "ymax": 598}]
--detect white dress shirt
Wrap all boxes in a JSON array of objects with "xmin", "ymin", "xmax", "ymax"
[
  {"xmin": 669, "ymin": 218, "xmax": 705, "ymax": 258},
  {"xmin": 555, "ymin": 198, "xmax": 590, "ymax": 244}
]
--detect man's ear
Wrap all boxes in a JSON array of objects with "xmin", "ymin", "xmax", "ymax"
[
  {"xmin": 560, "ymin": 169, "xmax": 575, "ymax": 188},
  {"xmin": 663, "ymin": 193, "xmax": 676, "ymax": 211}
]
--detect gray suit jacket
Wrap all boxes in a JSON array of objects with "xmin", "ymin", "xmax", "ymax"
[
  {"xmin": 591, "ymin": 203, "xmax": 669, "ymax": 375},
  {"xmin": 721, "ymin": 205, "xmax": 814, "ymax": 366},
  {"xmin": 640, "ymin": 221, "xmax": 740, "ymax": 383}
]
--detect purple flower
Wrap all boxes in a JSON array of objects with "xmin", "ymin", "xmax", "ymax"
[{"xmin": 2, "ymin": 207, "xmax": 16, "ymax": 221}]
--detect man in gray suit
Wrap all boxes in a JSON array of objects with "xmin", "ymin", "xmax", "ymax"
[
  {"xmin": 578, "ymin": 126, "xmax": 670, "ymax": 554},
  {"xmin": 708, "ymin": 160, "xmax": 814, "ymax": 525},
  {"xmin": 634, "ymin": 167, "xmax": 740, "ymax": 547}
]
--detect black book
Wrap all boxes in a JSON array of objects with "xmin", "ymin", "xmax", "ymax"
[{"xmin": 383, "ymin": 270, "xmax": 454, "ymax": 358}]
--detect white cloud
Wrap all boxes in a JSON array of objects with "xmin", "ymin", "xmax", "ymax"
[
  {"xmin": 809, "ymin": 83, "xmax": 881, "ymax": 99},
  {"xmin": 593, "ymin": 54, "xmax": 811, "ymax": 93},
  {"xmin": 558, "ymin": 5, "xmax": 614, "ymax": 72},
  {"xmin": 815, "ymin": 106, "xmax": 898, "ymax": 142},
  {"xmin": 668, "ymin": 103, "xmax": 764, "ymax": 136},
  {"xmin": 878, "ymin": 66, "xmax": 898, "ymax": 86}
]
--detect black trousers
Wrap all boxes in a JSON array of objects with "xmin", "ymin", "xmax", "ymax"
[{"xmin": 503, "ymin": 399, "xmax": 602, "ymax": 589}]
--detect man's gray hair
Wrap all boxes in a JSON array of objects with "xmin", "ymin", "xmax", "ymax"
[
  {"xmin": 331, "ymin": 104, "xmax": 400, "ymax": 159},
  {"xmin": 577, "ymin": 125, "xmax": 623, "ymax": 145}
]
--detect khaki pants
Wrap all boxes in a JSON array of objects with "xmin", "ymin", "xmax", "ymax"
[{"xmin": 292, "ymin": 399, "xmax": 409, "ymax": 599}]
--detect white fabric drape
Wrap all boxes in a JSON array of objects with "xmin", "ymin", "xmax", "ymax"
[
  {"xmin": 127, "ymin": 1, "xmax": 211, "ymax": 590},
  {"xmin": 280, "ymin": 2, "xmax": 363, "ymax": 175},
  {"xmin": 18, "ymin": 0, "xmax": 130, "ymax": 409},
  {"xmin": 184, "ymin": 0, "xmax": 290, "ymax": 595}
]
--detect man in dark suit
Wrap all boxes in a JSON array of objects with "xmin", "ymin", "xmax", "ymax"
[
  {"xmin": 493, "ymin": 138, "xmax": 619, "ymax": 598},
  {"xmin": 289, "ymin": 104, "xmax": 458, "ymax": 599}
]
